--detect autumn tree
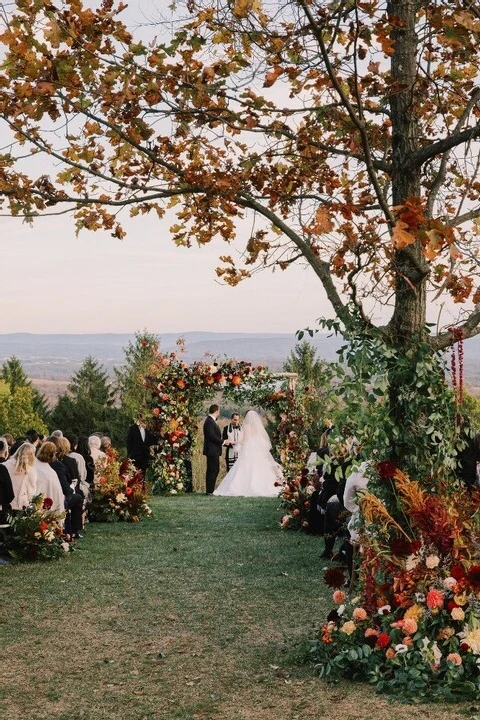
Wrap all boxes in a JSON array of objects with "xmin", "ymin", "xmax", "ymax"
[{"xmin": 1, "ymin": 0, "xmax": 480, "ymax": 472}]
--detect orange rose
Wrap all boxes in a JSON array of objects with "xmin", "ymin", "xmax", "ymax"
[
  {"xmin": 385, "ymin": 648, "xmax": 396, "ymax": 660},
  {"xmin": 39, "ymin": 521, "xmax": 49, "ymax": 533},
  {"xmin": 152, "ymin": 407, "xmax": 160, "ymax": 416},
  {"xmin": 231, "ymin": 375, "xmax": 242, "ymax": 385},
  {"xmin": 176, "ymin": 379, "xmax": 186, "ymax": 389},
  {"xmin": 206, "ymin": 376, "xmax": 215, "ymax": 385}
]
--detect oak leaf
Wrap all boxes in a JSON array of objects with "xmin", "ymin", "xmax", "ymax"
[
  {"xmin": 264, "ymin": 66, "xmax": 283, "ymax": 88},
  {"xmin": 392, "ymin": 220, "xmax": 415, "ymax": 249}
]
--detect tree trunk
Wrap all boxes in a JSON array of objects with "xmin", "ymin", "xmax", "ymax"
[{"xmin": 387, "ymin": 0, "xmax": 426, "ymax": 344}]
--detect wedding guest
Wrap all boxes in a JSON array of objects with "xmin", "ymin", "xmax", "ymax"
[
  {"xmin": 35, "ymin": 442, "xmax": 65, "ymax": 515},
  {"xmin": 65, "ymin": 433, "xmax": 87, "ymax": 485},
  {"xmin": 9, "ymin": 435, "xmax": 27, "ymax": 455},
  {"xmin": 455, "ymin": 415, "xmax": 480, "ymax": 491},
  {"xmin": 100, "ymin": 435, "xmax": 112, "ymax": 453},
  {"xmin": 222, "ymin": 413, "xmax": 243, "ymax": 471},
  {"xmin": 3, "ymin": 433, "xmax": 14, "ymax": 452},
  {"xmin": 51, "ymin": 429, "xmax": 63, "ymax": 438},
  {"xmin": 203, "ymin": 404, "xmax": 224, "ymax": 494},
  {"xmin": 0, "ymin": 438, "xmax": 14, "ymax": 523},
  {"xmin": 47, "ymin": 435, "xmax": 84, "ymax": 537},
  {"xmin": 58, "ymin": 437, "xmax": 80, "ymax": 487},
  {"xmin": 76, "ymin": 436, "xmax": 95, "ymax": 487},
  {"xmin": 88, "ymin": 435, "xmax": 107, "ymax": 482},
  {"xmin": 25, "ymin": 429, "xmax": 41, "ymax": 448},
  {"xmin": 126, "ymin": 414, "xmax": 154, "ymax": 477},
  {"xmin": 343, "ymin": 461, "xmax": 369, "ymax": 586},
  {"xmin": 5, "ymin": 443, "xmax": 37, "ymax": 511}
]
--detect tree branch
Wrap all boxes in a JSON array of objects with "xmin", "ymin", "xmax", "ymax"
[{"xmin": 431, "ymin": 304, "xmax": 480, "ymax": 350}]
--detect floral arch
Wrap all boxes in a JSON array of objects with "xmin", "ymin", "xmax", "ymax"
[{"xmin": 140, "ymin": 339, "xmax": 308, "ymax": 494}]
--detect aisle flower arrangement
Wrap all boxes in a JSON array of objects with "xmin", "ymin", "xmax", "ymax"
[
  {"xmin": 89, "ymin": 457, "xmax": 152, "ymax": 522},
  {"xmin": 7, "ymin": 494, "xmax": 69, "ymax": 562},
  {"xmin": 310, "ymin": 462, "xmax": 480, "ymax": 701},
  {"xmin": 279, "ymin": 467, "xmax": 316, "ymax": 530}
]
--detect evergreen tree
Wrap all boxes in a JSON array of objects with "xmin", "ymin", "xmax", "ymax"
[
  {"xmin": 115, "ymin": 331, "xmax": 160, "ymax": 422},
  {"xmin": 51, "ymin": 356, "xmax": 118, "ymax": 439},
  {"xmin": 283, "ymin": 341, "xmax": 337, "ymax": 448}
]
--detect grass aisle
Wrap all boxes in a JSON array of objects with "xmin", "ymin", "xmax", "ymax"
[{"xmin": 2, "ymin": 497, "xmax": 476, "ymax": 720}]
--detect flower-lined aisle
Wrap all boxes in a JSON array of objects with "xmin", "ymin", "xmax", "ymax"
[{"xmin": 310, "ymin": 461, "xmax": 480, "ymax": 701}]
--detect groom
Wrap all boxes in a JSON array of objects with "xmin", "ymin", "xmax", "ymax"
[{"xmin": 202, "ymin": 404, "xmax": 225, "ymax": 494}]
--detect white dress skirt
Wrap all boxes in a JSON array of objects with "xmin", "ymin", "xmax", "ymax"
[{"xmin": 214, "ymin": 410, "xmax": 283, "ymax": 497}]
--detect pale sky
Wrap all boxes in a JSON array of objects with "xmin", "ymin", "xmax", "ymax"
[{"xmin": 1, "ymin": 211, "xmax": 335, "ymax": 334}]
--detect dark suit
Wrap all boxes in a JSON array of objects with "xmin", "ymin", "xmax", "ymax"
[
  {"xmin": 0, "ymin": 462, "xmax": 14, "ymax": 524},
  {"xmin": 203, "ymin": 415, "xmax": 223, "ymax": 494},
  {"xmin": 126, "ymin": 423, "xmax": 153, "ymax": 475}
]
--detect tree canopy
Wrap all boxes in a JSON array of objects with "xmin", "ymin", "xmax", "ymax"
[{"xmin": 0, "ymin": 0, "xmax": 479, "ymax": 346}]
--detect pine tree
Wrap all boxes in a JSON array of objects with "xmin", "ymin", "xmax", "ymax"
[
  {"xmin": 51, "ymin": 356, "xmax": 118, "ymax": 438},
  {"xmin": 115, "ymin": 332, "xmax": 160, "ymax": 422}
]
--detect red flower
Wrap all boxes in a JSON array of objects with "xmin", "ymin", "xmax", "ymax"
[
  {"xmin": 376, "ymin": 632, "xmax": 391, "ymax": 649},
  {"xmin": 467, "ymin": 565, "xmax": 480, "ymax": 590},
  {"xmin": 39, "ymin": 521, "xmax": 49, "ymax": 533},
  {"xmin": 426, "ymin": 589, "xmax": 444, "ymax": 609},
  {"xmin": 42, "ymin": 497, "xmax": 53, "ymax": 510},
  {"xmin": 377, "ymin": 460, "xmax": 398, "ymax": 479},
  {"xmin": 323, "ymin": 567, "xmax": 346, "ymax": 589},
  {"xmin": 450, "ymin": 564, "xmax": 466, "ymax": 580},
  {"xmin": 390, "ymin": 538, "xmax": 414, "ymax": 557}
]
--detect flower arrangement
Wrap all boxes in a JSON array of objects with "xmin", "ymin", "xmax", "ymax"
[
  {"xmin": 7, "ymin": 495, "xmax": 69, "ymax": 562},
  {"xmin": 310, "ymin": 462, "xmax": 480, "ymax": 701},
  {"xmin": 279, "ymin": 467, "xmax": 316, "ymax": 530},
  {"xmin": 89, "ymin": 457, "xmax": 152, "ymax": 522}
]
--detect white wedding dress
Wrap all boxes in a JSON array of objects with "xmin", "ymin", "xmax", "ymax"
[{"xmin": 214, "ymin": 410, "xmax": 283, "ymax": 497}]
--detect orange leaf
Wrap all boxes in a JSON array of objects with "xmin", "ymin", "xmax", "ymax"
[
  {"xmin": 392, "ymin": 220, "xmax": 415, "ymax": 249},
  {"xmin": 263, "ymin": 66, "xmax": 284, "ymax": 88},
  {"xmin": 311, "ymin": 207, "xmax": 334, "ymax": 235}
]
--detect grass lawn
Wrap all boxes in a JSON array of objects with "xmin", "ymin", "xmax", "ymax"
[{"xmin": 2, "ymin": 496, "xmax": 479, "ymax": 720}]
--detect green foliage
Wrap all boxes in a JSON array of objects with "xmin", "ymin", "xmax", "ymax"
[
  {"xmin": 115, "ymin": 331, "xmax": 161, "ymax": 422},
  {"xmin": 51, "ymin": 356, "xmax": 120, "ymax": 440},
  {"xmin": 284, "ymin": 341, "xmax": 338, "ymax": 448},
  {"xmin": 1, "ymin": 356, "xmax": 51, "ymax": 426},
  {"xmin": 328, "ymin": 324, "xmax": 458, "ymax": 485},
  {"xmin": 0, "ymin": 383, "xmax": 48, "ymax": 437}
]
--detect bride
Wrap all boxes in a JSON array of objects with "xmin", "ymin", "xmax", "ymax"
[{"xmin": 214, "ymin": 410, "xmax": 282, "ymax": 497}]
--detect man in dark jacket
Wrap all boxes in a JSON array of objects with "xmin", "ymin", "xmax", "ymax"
[
  {"xmin": 203, "ymin": 404, "xmax": 224, "ymax": 494},
  {"xmin": 126, "ymin": 414, "xmax": 155, "ymax": 476}
]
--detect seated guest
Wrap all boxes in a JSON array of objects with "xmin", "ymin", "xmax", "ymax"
[
  {"xmin": 0, "ymin": 438, "xmax": 14, "ymax": 523},
  {"xmin": 77, "ymin": 436, "xmax": 95, "ymax": 487},
  {"xmin": 65, "ymin": 433, "xmax": 87, "ymax": 486},
  {"xmin": 88, "ymin": 435, "xmax": 107, "ymax": 482},
  {"xmin": 3, "ymin": 433, "xmax": 14, "ymax": 452},
  {"xmin": 35, "ymin": 442, "xmax": 65, "ymax": 515},
  {"xmin": 5, "ymin": 443, "xmax": 37, "ymax": 511},
  {"xmin": 25, "ymin": 429, "xmax": 41, "ymax": 449},
  {"xmin": 47, "ymin": 435, "xmax": 84, "ymax": 538}
]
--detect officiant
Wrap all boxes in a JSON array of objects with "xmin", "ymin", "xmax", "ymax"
[{"xmin": 222, "ymin": 413, "xmax": 243, "ymax": 471}]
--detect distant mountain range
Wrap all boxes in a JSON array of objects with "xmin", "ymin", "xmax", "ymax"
[{"xmin": 0, "ymin": 331, "xmax": 478, "ymax": 390}]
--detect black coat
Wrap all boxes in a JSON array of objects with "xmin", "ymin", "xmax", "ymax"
[
  {"xmin": 203, "ymin": 416, "xmax": 223, "ymax": 457},
  {"xmin": 62, "ymin": 455, "xmax": 79, "ymax": 482},
  {"xmin": 126, "ymin": 424, "xmax": 154, "ymax": 471},
  {"xmin": 51, "ymin": 460, "xmax": 73, "ymax": 496},
  {"xmin": 0, "ymin": 463, "xmax": 14, "ymax": 523}
]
